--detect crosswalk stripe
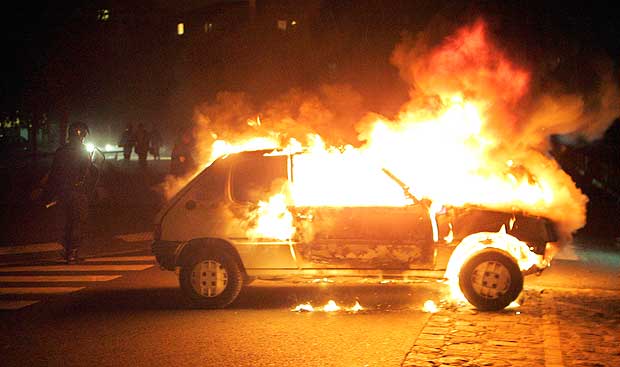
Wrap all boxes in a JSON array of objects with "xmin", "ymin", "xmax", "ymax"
[
  {"xmin": 0, "ymin": 242, "xmax": 62, "ymax": 255},
  {"xmin": 0, "ymin": 264, "xmax": 153, "ymax": 272},
  {"xmin": 114, "ymin": 232, "xmax": 153, "ymax": 242},
  {"xmin": 0, "ymin": 275, "xmax": 121, "ymax": 282},
  {"xmin": 0, "ymin": 287, "xmax": 84, "ymax": 295},
  {"xmin": 0, "ymin": 300, "xmax": 40, "ymax": 310},
  {"xmin": 0, "ymin": 257, "xmax": 155, "ymax": 311},
  {"xmin": 84, "ymin": 256, "xmax": 155, "ymax": 262}
]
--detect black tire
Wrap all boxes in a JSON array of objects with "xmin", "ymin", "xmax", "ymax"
[
  {"xmin": 179, "ymin": 248, "xmax": 244, "ymax": 309},
  {"xmin": 458, "ymin": 248, "xmax": 523, "ymax": 311}
]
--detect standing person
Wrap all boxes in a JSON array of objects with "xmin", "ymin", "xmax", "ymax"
[
  {"xmin": 40, "ymin": 122, "xmax": 94, "ymax": 263},
  {"xmin": 134, "ymin": 123, "xmax": 150, "ymax": 167},
  {"xmin": 118, "ymin": 123, "xmax": 135, "ymax": 161},
  {"xmin": 170, "ymin": 130, "xmax": 196, "ymax": 176},
  {"xmin": 149, "ymin": 124, "xmax": 162, "ymax": 160}
]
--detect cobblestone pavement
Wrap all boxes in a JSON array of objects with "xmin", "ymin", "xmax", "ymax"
[{"xmin": 402, "ymin": 287, "xmax": 620, "ymax": 367}]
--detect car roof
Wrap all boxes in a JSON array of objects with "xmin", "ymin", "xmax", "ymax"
[{"xmin": 218, "ymin": 148, "xmax": 292, "ymax": 161}]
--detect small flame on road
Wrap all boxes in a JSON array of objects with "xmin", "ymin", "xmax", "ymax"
[
  {"xmin": 312, "ymin": 278, "xmax": 335, "ymax": 283},
  {"xmin": 423, "ymin": 300, "xmax": 439, "ymax": 313},
  {"xmin": 291, "ymin": 300, "xmax": 365, "ymax": 313},
  {"xmin": 507, "ymin": 301, "xmax": 521, "ymax": 309},
  {"xmin": 350, "ymin": 301, "xmax": 364, "ymax": 312},
  {"xmin": 292, "ymin": 302, "xmax": 314, "ymax": 312},
  {"xmin": 323, "ymin": 300, "xmax": 341, "ymax": 312}
]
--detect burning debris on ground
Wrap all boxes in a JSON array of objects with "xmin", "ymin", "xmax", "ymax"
[{"xmin": 291, "ymin": 300, "xmax": 364, "ymax": 313}]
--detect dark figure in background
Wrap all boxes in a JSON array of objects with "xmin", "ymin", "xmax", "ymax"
[
  {"xmin": 42, "ymin": 122, "xmax": 93, "ymax": 263},
  {"xmin": 149, "ymin": 125, "xmax": 162, "ymax": 160},
  {"xmin": 118, "ymin": 123, "xmax": 135, "ymax": 161},
  {"xmin": 170, "ymin": 131, "xmax": 196, "ymax": 176},
  {"xmin": 134, "ymin": 123, "xmax": 150, "ymax": 167}
]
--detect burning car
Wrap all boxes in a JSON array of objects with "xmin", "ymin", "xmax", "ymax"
[{"xmin": 152, "ymin": 148, "xmax": 558, "ymax": 311}]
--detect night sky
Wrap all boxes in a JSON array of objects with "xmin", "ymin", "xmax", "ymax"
[{"xmin": 1, "ymin": 1, "xmax": 618, "ymax": 135}]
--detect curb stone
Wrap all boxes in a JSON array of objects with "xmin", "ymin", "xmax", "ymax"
[
  {"xmin": 402, "ymin": 288, "xmax": 620, "ymax": 367},
  {"xmin": 551, "ymin": 288, "xmax": 620, "ymax": 367},
  {"xmin": 402, "ymin": 289, "xmax": 546, "ymax": 367}
]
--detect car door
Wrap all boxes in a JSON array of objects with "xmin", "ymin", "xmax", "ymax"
[
  {"xmin": 293, "ymin": 204, "xmax": 435, "ymax": 269},
  {"xmin": 160, "ymin": 159, "xmax": 229, "ymax": 241},
  {"xmin": 226, "ymin": 152, "xmax": 298, "ymax": 269}
]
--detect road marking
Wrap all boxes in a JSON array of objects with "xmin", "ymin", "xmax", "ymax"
[
  {"xmin": 0, "ymin": 287, "xmax": 84, "ymax": 295},
  {"xmin": 84, "ymin": 256, "xmax": 155, "ymax": 262},
  {"xmin": 0, "ymin": 275, "xmax": 121, "ymax": 282},
  {"xmin": 542, "ymin": 291, "xmax": 565, "ymax": 367},
  {"xmin": 0, "ymin": 242, "xmax": 62, "ymax": 255},
  {"xmin": 114, "ymin": 232, "xmax": 153, "ymax": 242},
  {"xmin": 0, "ymin": 264, "xmax": 153, "ymax": 272},
  {"xmin": 0, "ymin": 259, "xmax": 154, "ymax": 311},
  {"xmin": 0, "ymin": 300, "xmax": 40, "ymax": 310}
]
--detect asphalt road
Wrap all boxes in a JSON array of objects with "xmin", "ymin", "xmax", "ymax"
[
  {"xmin": 0, "ymin": 261, "xmax": 443, "ymax": 367},
  {"xmin": 0, "ymin": 155, "xmax": 618, "ymax": 366},
  {"xmin": 0, "ymin": 237, "xmax": 618, "ymax": 367},
  {"xmin": 529, "ymin": 241, "xmax": 620, "ymax": 291}
]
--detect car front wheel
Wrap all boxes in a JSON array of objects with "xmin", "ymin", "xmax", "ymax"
[
  {"xmin": 179, "ymin": 249, "xmax": 243, "ymax": 308},
  {"xmin": 458, "ymin": 248, "xmax": 523, "ymax": 311}
]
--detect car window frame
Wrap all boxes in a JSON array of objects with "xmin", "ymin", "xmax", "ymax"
[{"xmin": 229, "ymin": 153, "xmax": 289, "ymax": 204}]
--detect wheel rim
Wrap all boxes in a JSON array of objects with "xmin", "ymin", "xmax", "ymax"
[
  {"xmin": 470, "ymin": 260, "xmax": 511, "ymax": 299},
  {"xmin": 190, "ymin": 260, "xmax": 228, "ymax": 297}
]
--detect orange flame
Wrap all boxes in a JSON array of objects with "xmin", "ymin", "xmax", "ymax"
[
  {"xmin": 291, "ymin": 300, "xmax": 364, "ymax": 313},
  {"xmin": 246, "ymin": 193, "xmax": 295, "ymax": 240},
  {"xmin": 423, "ymin": 300, "xmax": 439, "ymax": 313},
  {"xmin": 181, "ymin": 19, "xmax": 611, "ymax": 249}
]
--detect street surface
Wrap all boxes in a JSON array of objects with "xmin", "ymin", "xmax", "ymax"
[
  {"xmin": 0, "ymin": 252, "xmax": 441, "ymax": 367},
  {"xmin": 0, "ymin": 239, "xmax": 618, "ymax": 367},
  {"xmin": 0, "ymin": 156, "xmax": 618, "ymax": 366}
]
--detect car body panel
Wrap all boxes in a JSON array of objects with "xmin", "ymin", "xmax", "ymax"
[
  {"xmin": 154, "ymin": 150, "xmax": 557, "ymax": 277},
  {"xmin": 293, "ymin": 205, "xmax": 434, "ymax": 269}
]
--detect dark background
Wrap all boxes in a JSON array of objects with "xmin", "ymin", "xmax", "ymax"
[
  {"xmin": 2, "ymin": 1, "xmax": 618, "ymax": 144},
  {"xmin": 1, "ymin": 0, "xmax": 619, "ymax": 241}
]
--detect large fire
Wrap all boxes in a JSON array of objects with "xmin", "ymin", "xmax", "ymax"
[{"xmin": 162, "ymin": 19, "xmax": 617, "ymax": 300}]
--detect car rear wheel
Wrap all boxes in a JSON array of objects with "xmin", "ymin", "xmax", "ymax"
[
  {"xmin": 179, "ymin": 249, "xmax": 243, "ymax": 308},
  {"xmin": 458, "ymin": 248, "xmax": 523, "ymax": 311}
]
